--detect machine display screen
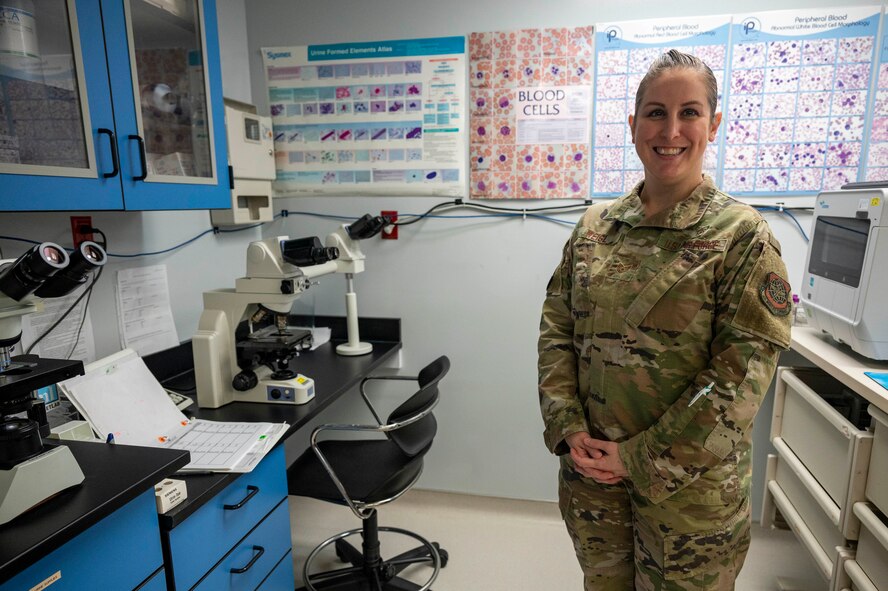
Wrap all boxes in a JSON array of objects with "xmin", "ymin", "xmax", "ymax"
[
  {"xmin": 808, "ymin": 216, "xmax": 870, "ymax": 288},
  {"xmin": 244, "ymin": 117, "xmax": 260, "ymax": 142}
]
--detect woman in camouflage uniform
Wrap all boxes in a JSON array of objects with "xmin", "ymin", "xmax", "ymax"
[{"xmin": 538, "ymin": 50, "xmax": 793, "ymax": 590}]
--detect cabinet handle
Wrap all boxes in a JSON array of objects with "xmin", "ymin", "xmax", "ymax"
[
  {"xmin": 229, "ymin": 545, "xmax": 264, "ymax": 574},
  {"xmin": 97, "ymin": 128, "xmax": 119, "ymax": 178},
  {"xmin": 223, "ymin": 485, "xmax": 259, "ymax": 510},
  {"xmin": 128, "ymin": 134, "xmax": 148, "ymax": 181}
]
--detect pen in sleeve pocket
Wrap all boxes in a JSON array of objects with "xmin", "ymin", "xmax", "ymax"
[{"xmin": 687, "ymin": 382, "xmax": 715, "ymax": 407}]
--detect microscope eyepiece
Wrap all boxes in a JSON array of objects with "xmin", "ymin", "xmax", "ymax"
[
  {"xmin": 346, "ymin": 214, "xmax": 388, "ymax": 240},
  {"xmin": 0, "ymin": 242, "xmax": 70, "ymax": 301},
  {"xmin": 280, "ymin": 236, "xmax": 339, "ymax": 267},
  {"xmin": 35, "ymin": 241, "xmax": 107, "ymax": 298}
]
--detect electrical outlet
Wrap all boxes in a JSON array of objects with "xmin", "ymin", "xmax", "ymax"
[
  {"xmin": 70, "ymin": 216, "xmax": 93, "ymax": 247},
  {"xmin": 381, "ymin": 210, "xmax": 398, "ymax": 240}
]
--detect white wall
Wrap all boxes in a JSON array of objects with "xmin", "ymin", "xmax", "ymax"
[{"xmin": 241, "ymin": 0, "xmax": 830, "ymax": 505}]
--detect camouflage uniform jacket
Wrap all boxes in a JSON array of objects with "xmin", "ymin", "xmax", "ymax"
[{"xmin": 538, "ymin": 177, "xmax": 792, "ymax": 505}]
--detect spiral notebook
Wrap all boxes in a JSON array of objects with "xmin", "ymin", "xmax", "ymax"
[{"xmin": 58, "ymin": 349, "xmax": 288, "ymax": 473}]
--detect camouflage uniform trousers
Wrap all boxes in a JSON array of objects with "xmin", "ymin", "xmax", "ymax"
[{"xmin": 558, "ymin": 457, "xmax": 750, "ymax": 591}]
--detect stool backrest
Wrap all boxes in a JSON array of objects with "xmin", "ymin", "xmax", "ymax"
[{"xmin": 386, "ymin": 355, "xmax": 450, "ymax": 457}]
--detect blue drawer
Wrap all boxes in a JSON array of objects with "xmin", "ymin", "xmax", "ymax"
[
  {"xmin": 0, "ymin": 489, "xmax": 163, "ymax": 591},
  {"xmin": 257, "ymin": 550, "xmax": 295, "ymax": 590},
  {"xmin": 136, "ymin": 567, "xmax": 168, "ymax": 591},
  {"xmin": 165, "ymin": 446, "xmax": 287, "ymax": 590},
  {"xmin": 193, "ymin": 500, "xmax": 292, "ymax": 591}
]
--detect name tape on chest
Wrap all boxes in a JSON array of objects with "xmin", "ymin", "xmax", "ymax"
[{"xmin": 583, "ymin": 229, "xmax": 608, "ymax": 244}]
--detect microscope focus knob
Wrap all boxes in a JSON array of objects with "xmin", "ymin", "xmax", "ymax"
[{"xmin": 232, "ymin": 370, "xmax": 258, "ymax": 392}]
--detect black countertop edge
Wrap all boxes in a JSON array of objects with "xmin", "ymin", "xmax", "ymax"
[
  {"xmin": 0, "ymin": 441, "xmax": 190, "ymax": 585},
  {"xmin": 155, "ymin": 338, "xmax": 402, "ymax": 530}
]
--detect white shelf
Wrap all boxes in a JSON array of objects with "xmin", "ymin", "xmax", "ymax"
[{"xmin": 790, "ymin": 328, "xmax": 888, "ymax": 414}]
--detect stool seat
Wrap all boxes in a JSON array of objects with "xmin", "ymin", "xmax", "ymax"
[{"xmin": 288, "ymin": 439, "xmax": 426, "ymax": 505}]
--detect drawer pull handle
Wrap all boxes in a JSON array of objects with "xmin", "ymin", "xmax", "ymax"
[
  {"xmin": 230, "ymin": 545, "xmax": 264, "ymax": 574},
  {"xmin": 128, "ymin": 134, "xmax": 148, "ymax": 181},
  {"xmin": 97, "ymin": 128, "xmax": 119, "ymax": 178},
  {"xmin": 223, "ymin": 485, "xmax": 259, "ymax": 510}
]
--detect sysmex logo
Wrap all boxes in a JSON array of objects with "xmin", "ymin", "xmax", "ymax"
[
  {"xmin": 605, "ymin": 26, "xmax": 622, "ymax": 43},
  {"xmin": 741, "ymin": 17, "xmax": 761, "ymax": 35},
  {"xmin": 818, "ymin": 200, "xmax": 830, "ymax": 209},
  {"xmin": 266, "ymin": 51, "xmax": 292, "ymax": 60}
]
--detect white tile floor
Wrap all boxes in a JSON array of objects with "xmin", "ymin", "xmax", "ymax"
[{"xmin": 289, "ymin": 489, "xmax": 827, "ymax": 590}]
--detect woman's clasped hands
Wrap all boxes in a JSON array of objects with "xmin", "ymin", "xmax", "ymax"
[{"xmin": 565, "ymin": 431, "xmax": 629, "ymax": 485}]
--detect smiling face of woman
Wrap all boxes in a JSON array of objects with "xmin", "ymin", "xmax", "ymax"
[{"xmin": 629, "ymin": 68, "xmax": 722, "ymax": 201}]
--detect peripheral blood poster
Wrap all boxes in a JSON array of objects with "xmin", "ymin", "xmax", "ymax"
[
  {"xmin": 468, "ymin": 27, "xmax": 594, "ymax": 200},
  {"xmin": 591, "ymin": 15, "xmax": 730, "ymax": 197},
  {"xmin": 864, "ymin": 13, "xmax": 888, "ymax": 182},
  {"xmin": 723, "ymin": 6, "xmax": 879, "ymax": 194},
  {"xmin": 262, "ymin": 37, "xmax": 466, "ymax": 196}
]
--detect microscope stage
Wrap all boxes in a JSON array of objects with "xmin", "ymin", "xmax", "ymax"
[
  {"xmin": 0, "ymin": 357, "xmax": 84, "ymax": 403},
  {"xmin": 237, "ymin": 326, "xmax": 313, "ymax": 352}
]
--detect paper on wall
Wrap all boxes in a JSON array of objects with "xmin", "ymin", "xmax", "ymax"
[{"xmin": 115, "ymin": 264, "xmax": 180, "ymax": 356}]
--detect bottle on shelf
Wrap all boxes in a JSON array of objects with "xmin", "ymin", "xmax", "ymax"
[{"xmin": 792, "ymin": 294, "xmax": 807, "ymax": 326}]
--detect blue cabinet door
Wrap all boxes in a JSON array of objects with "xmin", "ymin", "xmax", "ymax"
[
  {"xmin": 102, "ymin": 0, "xmax": 230, "ymax": 211},
  {"xmin": 0, "ymin": 0, "xmax": 125, "ymax": 211},
  {"xmin": 0, "ymin": 489, "xmax": 164, "ymax": 591},
  {"xmin": 0, "ymin": 0, "xmax": 229, "ymax": 212}
]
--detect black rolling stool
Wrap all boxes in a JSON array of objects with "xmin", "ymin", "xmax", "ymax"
[{"xmin": 288, "ymin": 355, "xmax": 451, "ymax": 591}]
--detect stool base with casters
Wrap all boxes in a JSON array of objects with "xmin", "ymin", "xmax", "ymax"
[{"xmin": 299, "ymin": 509, "xmax": 448, "ymax": 591}]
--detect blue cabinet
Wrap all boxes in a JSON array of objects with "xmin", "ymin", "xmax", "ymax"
[
  {"xmin": 192, "ymin": 500, "xmax": 292, "ymax": 591},
  {"xmin": 0, "ymin": 0, "xmax": 229, "ymax": 211},
  {"xmin": 257, "ymin": 551, "xmax": 295, "ymax": 590},
  {"xmin": 161, "ymin": 445, "xmax": 294, "ymax": 590},
  {"xmin": 0, "ymin": 489, "xmax": 166, "ymax": 591}
]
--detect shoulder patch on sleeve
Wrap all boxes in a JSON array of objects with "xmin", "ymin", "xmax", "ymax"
[
  {"xmin": 759, "ymin": 272, "xmax": 791, "ymax": 316},
  {"xmin": 731, "ymin": 243, "xmax": 792, "ymax": 349}
]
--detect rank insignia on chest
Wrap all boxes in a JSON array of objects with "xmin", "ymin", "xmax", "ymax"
[{"xmin": 760, "ymin": 272, "xmax": 791, "ymax": 316}]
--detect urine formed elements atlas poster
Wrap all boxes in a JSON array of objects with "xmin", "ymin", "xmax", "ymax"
[{"xmin": 263, "ymin": 37, "xmax": 466, "ymax": 196}]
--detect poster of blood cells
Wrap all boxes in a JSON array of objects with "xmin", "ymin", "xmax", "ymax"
[
  {"xmin": 591, "ymin": 7, "xmax": 882, "ymax": 198},
  {"xmin": 262, "ymin": 37, "xmax": 466, "ymax": 196},
  {"xmin": 591, "ymin": 15, "xmax": 730, "ymax": 197},
  {"xmin": 862, "ymin": 13, "xmax": 888, "ymax": 182},
  {"xmin": 723, "ymin": 6, "xmax": 879, "ymax": 194},
  {"xmin": 468, "ymin": 27, "xmax": 595, "ymax": 199}
]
